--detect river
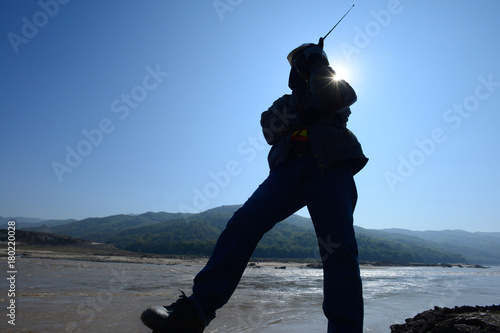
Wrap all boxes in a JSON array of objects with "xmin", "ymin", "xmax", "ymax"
[{"xmin": 1, "ymin": 258, "xmax": 499, "ymax": 332}]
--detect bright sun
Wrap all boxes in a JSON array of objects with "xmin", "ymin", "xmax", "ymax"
[{"xmin": 332, "ymin": 66, "xmax": 351, "ymax": 82}]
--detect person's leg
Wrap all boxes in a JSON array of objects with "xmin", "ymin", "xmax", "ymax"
[
  {"xmin": 302, "ymin": 163, "xmax": 363, "ymax": 333},
  {"xmin": 191, "ymin": 158, "xmax": 306, "ymax": 321}
]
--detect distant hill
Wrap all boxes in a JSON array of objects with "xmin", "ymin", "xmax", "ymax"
[
  {"xmin": 0, "ymin": 228, "xmax": 92, "ymax": 246},
  {"xmin": 107, "ymin": 207, "xmax": 319, "ymax": 259},
  {"xmin": 18, "ymin": 205, "xmax": 498, "ymax": 264},
  {"xmin": 382, "ymin": 228, "xmax": 500, "ymax": 265},
  {"xmin": 1, "ymin": 216, "xmax": 47, "ymax": 224},
  {"xmin": 0, "ymin": 229, "xmax": 147, "ymax": 259},
  {"xmin": 0, "ymin": 216, "xmax": 77, "ymax": 229},
  {"xmin": 20, "ymin": 212, "xmax": 191, "ymax": 243}
]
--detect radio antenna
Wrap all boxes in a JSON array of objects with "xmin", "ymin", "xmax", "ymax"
[{"xmin": 319, "ymin": 4, "xmax": 355, "ymax": 47}]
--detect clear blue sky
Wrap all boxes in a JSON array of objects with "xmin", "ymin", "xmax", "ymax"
[{"xmin": 1, "ymin": 0, "xmax": 500, "ymax": 232}]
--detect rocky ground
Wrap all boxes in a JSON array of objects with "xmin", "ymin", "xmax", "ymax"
[{"xmin": 391, "ymin": 305, "xmax": 500, "ymax": 332}]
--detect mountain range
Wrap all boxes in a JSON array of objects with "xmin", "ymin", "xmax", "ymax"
[{"xmin": 3, "ymin": 206, "xmax": 500, "ymax": 264}]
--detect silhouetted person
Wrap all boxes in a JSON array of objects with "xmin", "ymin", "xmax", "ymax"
[{"xmin": 141, "ymin": 41, "xmax": 368, "ymax": 333}]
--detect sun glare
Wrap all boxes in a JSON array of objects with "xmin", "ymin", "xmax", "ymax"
[{"xmin": 332, "ymin": 66, "xmax": 350, "ymax": 82}]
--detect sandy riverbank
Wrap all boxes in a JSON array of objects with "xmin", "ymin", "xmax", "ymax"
[
  {"xmin": 8, "ymin": 244, "xmax": 317, "ymax": 269},
  {"xmin": 4, "ymin": 244, "xmax": 488, "ymax": 269}
]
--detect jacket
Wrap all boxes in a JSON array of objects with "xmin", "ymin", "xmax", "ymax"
[{"xmin": 260, "ymin": 60, "xmax": 368, "ymax": 175}]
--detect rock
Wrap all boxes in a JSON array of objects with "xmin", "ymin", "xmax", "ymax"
[
  {"xmin": 303, "ymin": 262, "xmax": 323, "ymax": 269},
  {"xmin": 390, "ymin": 305, "xmax": 500, "ymax": 332}
]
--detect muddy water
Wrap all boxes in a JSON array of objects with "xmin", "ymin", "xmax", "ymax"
[{"xmin": 1, "ymin": 258, "xmax": 499, "ymax": 332}]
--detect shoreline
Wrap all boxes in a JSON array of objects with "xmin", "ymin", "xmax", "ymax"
[
  {"xmin": 5, "ymin": 247, "xmax": 498, "ymax": 332},
  {"xmin": 4, "ymin": 245, "xmax": 491, "ymax": 269}
]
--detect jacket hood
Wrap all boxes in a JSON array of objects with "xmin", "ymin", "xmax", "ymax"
[{"xmin": 287, "ymin": 43, "xmax": 315, "ymax": 66}]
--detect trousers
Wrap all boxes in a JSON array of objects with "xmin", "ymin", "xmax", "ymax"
[{"xmin": 191, "ymin": 154, "xmax": 363, "ymax": 332}]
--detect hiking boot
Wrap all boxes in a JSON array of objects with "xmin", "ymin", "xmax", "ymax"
[{"xmin": 141, "ymin": 291, "xmax": 206, "ymax": 333}]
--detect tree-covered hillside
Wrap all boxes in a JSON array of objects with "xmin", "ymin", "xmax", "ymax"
[
  {"xmin": 23, "ymin": 206, "xmax": 471, "ymax": 263},
  {"xmin": 26, "ymin": 211, "xmax": 190, "ymax": 243}
]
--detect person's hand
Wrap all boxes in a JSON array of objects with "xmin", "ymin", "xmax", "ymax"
[
  {"xmin": 318, "ymin": 37, "xmax": 325, "ymax": 49},
  {"xmin": 303, "ymin": 45, "xmax": 324, "ymax": 66}
]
